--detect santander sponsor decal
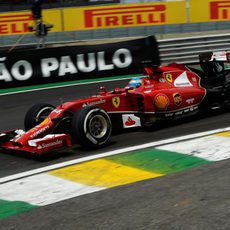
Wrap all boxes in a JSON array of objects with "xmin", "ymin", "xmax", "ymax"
[
  {"xmin": 82, "ymin": 99, "xmax": 106, "ymax": 107},
  {"xmin": 125, "ymin": 117, "xmax": 136, "ymax": 126},
  {"xmin": 37, "ymin": 139, "xmax": 63, "ymax": 149},
  {"xmin": 122, "ymin": 114, "xmax": 141, "ymax": 128}
]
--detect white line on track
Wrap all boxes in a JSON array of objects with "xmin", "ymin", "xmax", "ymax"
[{"xmin": 1, "ymin": 126, "xmax": 230, "ymax": 184}]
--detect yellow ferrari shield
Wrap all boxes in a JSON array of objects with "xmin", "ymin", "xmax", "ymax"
[
  {"xmin": 165, "ymin": 73, "xmax": 173, "ymax": 83},
  {"xmin": 112, "ymin": 97, "xmax": 120, "ymax": 108}
]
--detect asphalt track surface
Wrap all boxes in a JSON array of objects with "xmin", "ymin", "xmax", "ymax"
[{"xmin": 1, "ymin": 80, "xmax": 230, "ymax": 229}]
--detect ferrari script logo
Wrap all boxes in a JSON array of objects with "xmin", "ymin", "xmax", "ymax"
[
  {"xmin": 112, "ymin": 97, "xmax": 120, "ymax": 108},
  {"xmin": 165, "ymin": 73, "xmax": 173, "ymax": 83}
]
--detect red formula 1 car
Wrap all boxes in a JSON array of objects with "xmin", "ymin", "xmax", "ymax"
[{"xmin": 1, "ymin": 51, "xmax": 230, "ymax": 156}]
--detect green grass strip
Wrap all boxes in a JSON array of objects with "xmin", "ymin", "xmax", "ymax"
[
  {"xmin": 108, "ymin": 149, "xmax": 210, "ymax": 175},
  {"xmin": 0, "ymin": 199, "xmax": 38, "ymax": 219}
]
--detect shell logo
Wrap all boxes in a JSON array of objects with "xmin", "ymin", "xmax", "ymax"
[{"xmin": 154, "ymin": 94, "xmax": 169, "ymax": 110}]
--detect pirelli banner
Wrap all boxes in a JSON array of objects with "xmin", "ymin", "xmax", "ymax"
[
  {"xmin": 0, "ymin": 2, "xmax": 187, "ymax": 36},
  {"xmin": 0, "ymin": 9, "xmax": 62, "ymax": 36},
  {"xmin": 1, "ymin": 1, "xmax": 230, "ymax": 37},
  {"xmin": 190, "ymin": 0, "xmax": 230, "ymax": 22},
  {"xmin": 0, "ymin": 36, "xmax": 160, "ymax": 89},
  {"xmin": 63, "ymin": 2, "xmax": 187, "ymax": 31}
]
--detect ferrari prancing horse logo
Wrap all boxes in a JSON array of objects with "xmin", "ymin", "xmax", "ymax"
[
  {"xmin": 112, "ymin": 97, "xmax": 120, "ymax": 108},
  {"xmin": 165, "ymin": 73, "xmax": 173, "ymax": 83}
]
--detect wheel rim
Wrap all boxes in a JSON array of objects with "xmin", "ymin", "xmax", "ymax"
[
  {"xmin": 35, "ymin": 107, "xmax": 54, "ymax": 123},
  {"xmin": 88, "ymin": 114, "xmax": 108, "ymax": 139}
]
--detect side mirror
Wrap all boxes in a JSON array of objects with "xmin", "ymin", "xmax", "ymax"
[
  {"xmin": 125, "ymin": 86, "xmax": 134, "ymax": 92},
  {"xmin": 99, "ymin": 86, "xmax": 107, "ymax": 95}
]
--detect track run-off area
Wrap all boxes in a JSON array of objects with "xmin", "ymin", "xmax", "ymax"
[{"xmin": 1, "ymin": 78, "xmax": 230, "ymax": 229}]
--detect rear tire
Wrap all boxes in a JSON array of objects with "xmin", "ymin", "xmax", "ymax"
[
  {"xmin": 71, "ymin": 106, "xmax": 112, "ymax": 149},
  {"xmin": 24, "ymin": 103, "xmax": 55, "ymax": 131}
]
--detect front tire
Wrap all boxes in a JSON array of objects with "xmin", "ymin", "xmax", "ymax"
[
  {"xmin": 24, "ymin": 103, "xmax": 55, "ymax": 131},
  {"xmin": 71, "ymin": 106, "xmax": 112, "ymax": 149}
]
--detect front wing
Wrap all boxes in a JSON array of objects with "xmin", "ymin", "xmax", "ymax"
[{"xmin": 0, "ymin": 130, "xmax": 72, "ymax": 155}]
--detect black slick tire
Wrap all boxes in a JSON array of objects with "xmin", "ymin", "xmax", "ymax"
[{"xmin": 71, "ymin": 106, "xmax": 112, "ymax": 149}]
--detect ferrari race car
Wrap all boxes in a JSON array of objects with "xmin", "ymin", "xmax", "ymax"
[{"xmin": 0, "ymin": 51, "xmax": 230, "ymax": 156}]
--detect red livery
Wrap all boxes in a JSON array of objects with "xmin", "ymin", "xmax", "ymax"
[{"xmin": 1, "ymin": 51, "xmax": 230, "ymax": 156}]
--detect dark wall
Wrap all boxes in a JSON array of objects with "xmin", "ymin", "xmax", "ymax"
[{"xmin": 0, "ymin": 36, "xmax": 160, "ymax": 89}]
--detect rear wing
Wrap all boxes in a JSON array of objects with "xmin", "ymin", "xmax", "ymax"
[{"xmin": 199, "ymin": 51, "xmax": 230, "ymax": 62}]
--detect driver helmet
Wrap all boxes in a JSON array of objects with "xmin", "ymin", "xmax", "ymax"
[{"xmin": 128, "ymin": 77, "xmax": 142, "ymax": 88}]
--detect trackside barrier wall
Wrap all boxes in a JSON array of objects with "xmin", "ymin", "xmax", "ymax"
[
  {"xmin": 1, "ymin": 32, "xmax": 229, "ymax": 64},
  {"xmin": 159, "ymin": 33, "xmax": 230, "ymax": 64},
  {"xmin": 0, "ymin": 36, "xmax": 160, "ymax": 89}
]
